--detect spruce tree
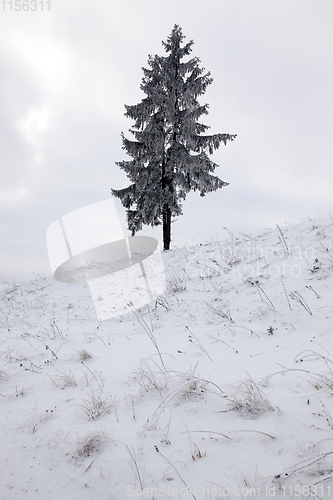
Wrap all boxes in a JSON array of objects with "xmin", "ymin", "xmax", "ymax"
[{"xmin": 111, "ymin": 25, "xmax": 236, "ymax": 251}]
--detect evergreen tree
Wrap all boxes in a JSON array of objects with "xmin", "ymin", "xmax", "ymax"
[{"xmin": 111, "ymin": 25, "xmax": 236, "ymax": 251}]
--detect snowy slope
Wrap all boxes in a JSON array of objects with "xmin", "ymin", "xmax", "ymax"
[{"xmin": 1, "ymin": 217, "xmax": 333, "ymax": 499}]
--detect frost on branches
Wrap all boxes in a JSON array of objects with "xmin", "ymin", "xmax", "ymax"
[{"xmin": 111, "ymin": 25, "xmax": 236, "ymax": 250}]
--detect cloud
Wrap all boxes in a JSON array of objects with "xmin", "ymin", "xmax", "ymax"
[{"xmin": 0, "ymin": 0, "xmax": 332, "ymax": 280}]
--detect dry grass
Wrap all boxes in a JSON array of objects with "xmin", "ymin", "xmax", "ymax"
[
  {"xmin": 76, "ymin": 390, "xmax": 113, "ymax": 420},
  {"xmin": 25, "ymin": 409, "xmax": 56, "ymax": 434},
  {"xmin": 166, "ymin": 266, "xmax": 187, "ymax": 293},
  {"xmin": 174, "ymin": 378, "xmax": 207, "ymax": 404},
  {"xmin": 72, "ymin": 430, "xmax": 111, "ymax": 459},
  {"xmin": 73, "ymin": 349, "xmax": 93, "ymax": 362},
  {"xmin": 130, "ymin": 361, "xmax": 167, "ymax": 397},
  {"xmin": 310, "ymin": 373, "xmax": 333, "ymax": 392},
  {"xmin": 226, "ymin": 378, "xmax": 275, "ymax": 418},
  {"xmin": 55, "ymin": 370, "xmax": 78, "ymax": 387}
]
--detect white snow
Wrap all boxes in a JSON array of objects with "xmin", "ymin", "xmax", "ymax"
[{"xmin": 1, "ymin": 217, "xmax": 333, "ymax": 499}]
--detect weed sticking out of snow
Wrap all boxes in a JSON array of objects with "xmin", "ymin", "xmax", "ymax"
[
  {"xmin": 311, "ymin": 373, "xmax": 333, "ymax": 393},
  {"xmin": 72, "ymin": 349, "xmax": 93, "ymax": 362},
  {"xmin": 53, "ymin": 369, "xmax": 78, "ymax": 388},
  {"xmin": 76, "ymin": 390, "xmax": 114, "ymax": 420},
  {"xmin": 129, "ymin": 359, "xmax": 167, "ymax": 397},
  {"xmin": 226, "ymin": 378, "xmax": 276, "ymax": 418},
  {"xmin": 166, "ymin": 265, "xmax": 187, "ymax": 293},
  {"xmin": 71, "ymin": 430, "xmax": 112, "ymax": 459}
]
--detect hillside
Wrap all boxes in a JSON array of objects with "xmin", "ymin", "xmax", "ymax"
[{"xmin": 1, "ymin": 217, "xmax": 333, "ymax": 499}]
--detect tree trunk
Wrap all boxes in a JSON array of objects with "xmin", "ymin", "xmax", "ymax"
[
  {"xmin": 161, "ymin": 155, "xmax": 172, "ymax": 251},
  {"xmin": 163, "ymin": 205, "xmax": 171, "ymax": 250}
]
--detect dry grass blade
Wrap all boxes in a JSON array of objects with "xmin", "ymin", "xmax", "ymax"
[
  {"xmin": 290, "ymin": 291, "xmax": 312, "ymax": 315},
  {"xmin": 227, "ymin": 429, "xmax": 275, "ymax": 439},
  {"xmin": 181, "ymin": 429, "xmax": 231, "ymax": 440},
  {"xmin": 128, "ymin": 304, "xmax": 166, "ymax": 383},
  {"xmin": 205, "ymin": 301, "xmax": 234, "ymax": 323},
  {"xmin": 155, "ymin": 446, "xmax": 197, "ymax": 500},
  {"xmin": 126, "ymin": 445, "xmax": 144, "ymax": 491}
]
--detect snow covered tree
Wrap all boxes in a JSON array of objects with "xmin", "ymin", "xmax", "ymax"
[{"xmin": 111, "ymin": 25, "xmax": 236, "ymax": 251}]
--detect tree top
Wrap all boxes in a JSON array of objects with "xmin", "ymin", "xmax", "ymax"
[{"xmin": 162, "ymin": 24, "xmax": 194, "ymax": 56}]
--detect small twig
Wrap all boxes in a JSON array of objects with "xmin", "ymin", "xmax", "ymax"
[
  {"xmin": 290, "ymin": 291, "xmax": 312, "ymax": 315},
  {"xmin": 261, "ymin": 368, "xmax": 324, "ymax": 386},
  {"xmin": 81, "ymin": 362, "xmax": 104, "ymax": 391},
  {"xmin": 18, "ymin": 334, "xmax": 59, "ymax": 359},
  {"xmin": 146, "ymin": 378, "xmax": 224, "ymax": 430},
  {"xmin": 111, "ymin": 396, "xmax": 119, "ymax": 423},
  {"xmin": 90, "ymin": 331, "xmax": 106, "ymax": 346},
  {"xmin": 246, "ymin": 278, "xmax": 276, "ymax": 311},
  {"xmin": 155, "ymin": 446, "xmax": 197, "ymax": 500},
  {"xmin": 227, "ymin": 429, "xmax": 275, "ymax": 439},
  {"xmin": 181, "ymin": 429, "xmax": 230, "ymax": 440},
  {"xmin": 183, "ymin": 421, "xmax": 192, "ymax": 447},
  {"xmin": 276, "ymin": 224, "xmax": 289, "ymax": 255},
  {"xmin": 255, "ymin": 282, "xmax": 276, "ymax": 311},
  {"xmin": 50, "ymin": 320, "xmax": 63, "ymax": 337},
  {"xmin": 126, "ymin": 445, "xmax": 143, "ymax": 491},
  {"xmin": 281, "ymin": 278, "xmax": 292, "ymax": 311},
  {"xmin": 311, "ymin": 474, "xmax": 333, "ymax": 488},
  {"xmin": 295, "ymin": 350, "xmax": 333, "ymax": 367},
  {"xmin": 224, "ymin": 324, "xmax": 259, "ymax": 337},
  {"xmin": 306, "ymin": 285, "xmax": 321, "ymax": 299},
  {"xmin": 319, "ymin": 399, "xmax": 333, "ymax": 429},
  {"xmin": 205, "ymin": 301, "xmax": 234, "ymax": 323},
  {"xmin": 279, "ymin": 451, "xmax": 333, "ymax": 480},
  {"xmin": 129, "ymin": 303, "xmax": 165, "ymax": 372},
  {"xmin": 147, "ymin": 305, "xmax": 154, "ymax": 333},
  {"xmin": 161, "ymin": 406, "xmax": 173, "ymax": 444},
  {"xmin": 84, "ymin": 456, "xmax": 98, "ymax": 473},
  {"xmin": 46, "ymin": 373, "xmax": 59, "ymax": 387},
  {"xmin": 186, "ymin": 326, "xmax": 212, "ymax": 361},
  {"xmin": 20, "ymin": 363, "xmax": 41, "ymax": 374}
]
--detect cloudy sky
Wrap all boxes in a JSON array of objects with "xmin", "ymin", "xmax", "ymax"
[{"xmin": 1, "ymin": 0, "xmax": 333, "ymax": 281}]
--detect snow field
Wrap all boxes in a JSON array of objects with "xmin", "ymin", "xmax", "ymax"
[{"xmin": 1, "ymin": 217, "xmax": 333, "ymax": 499}]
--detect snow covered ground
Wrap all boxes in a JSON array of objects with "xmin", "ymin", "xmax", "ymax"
[{"xmin": 1, "ymin": 217, "xmax": 333, "ymax": 499}]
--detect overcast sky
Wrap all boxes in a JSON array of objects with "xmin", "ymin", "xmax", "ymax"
[{"xmin": 1, "ymin": 0, "xmax": 333, "ymax": 281}]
